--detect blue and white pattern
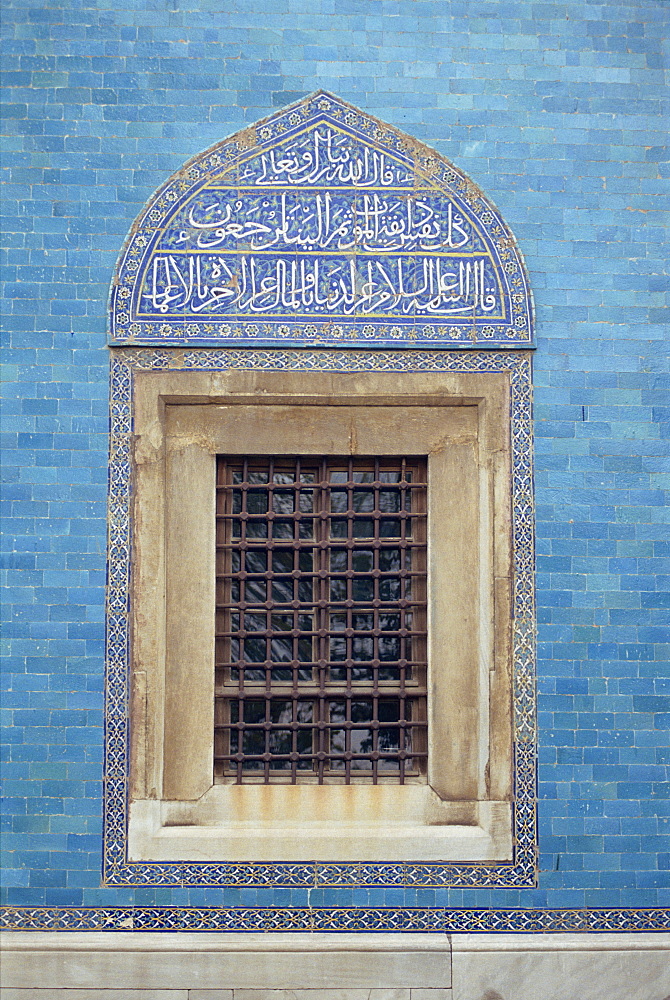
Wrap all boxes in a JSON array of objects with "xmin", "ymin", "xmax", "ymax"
[
  {"xmin": 3, "ymin": 0, "xmax": 668, "ymax": 938},
  {"xmin": 3, "ymin": 905, "xmax": 669, "ymax": 934},
  {"xmin": 108, "ymin": 93, "xmax": 534, "ymax": 350}
]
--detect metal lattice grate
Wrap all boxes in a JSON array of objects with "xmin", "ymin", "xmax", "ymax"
[{"xmin": 214, "ymin": 456, "xmax": 428, "ymax": 784}]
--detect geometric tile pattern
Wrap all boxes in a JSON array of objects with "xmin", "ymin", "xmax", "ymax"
[{"xmin": 3, "ymin": 906, "xmax": 670, "ymax": 933}]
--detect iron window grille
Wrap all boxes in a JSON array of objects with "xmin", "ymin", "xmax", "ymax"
[{"xmin": 214, "ymin": 456, "xmax": 428, "ymax": 785}]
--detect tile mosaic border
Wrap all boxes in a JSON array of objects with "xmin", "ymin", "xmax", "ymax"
[
  {"xmin": 2, "ymin": 907, "xmax": 670, "ymax": 934},
  {"xmin": 104, "ymin": 347, "xmax": 536, "ymax": 889}
]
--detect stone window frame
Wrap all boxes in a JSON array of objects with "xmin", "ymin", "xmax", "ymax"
[{"xmin": 126, "ymin": 367, "xmax": 515, "ymax": 864}]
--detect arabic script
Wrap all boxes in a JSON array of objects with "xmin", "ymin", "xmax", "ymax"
[
  {"xmin": 237, "ymin": 127, "xmax": 414, "ymax": 187},
  {"xmin": 141, "ymin": 253, "xmax": 499, "ymax": 317},
  {"xmin": 164, "ymin": 191, "xmax": 477, "ymax": 255}
]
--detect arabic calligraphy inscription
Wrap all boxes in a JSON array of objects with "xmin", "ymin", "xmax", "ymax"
[{"xmin": 110, "ymin": 93, "xmax": 533, "ymax": 348}]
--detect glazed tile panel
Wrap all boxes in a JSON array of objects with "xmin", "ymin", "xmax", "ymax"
[
  {"xmin": 2, "ymin": 0, "xmax": 668, "ymax": 933},
  {"xmin": 108, "ymin": 94, "xmax": 533, "ymax": 350},
  {"xmin": 3, "ymin": 906, "xmax": 669, "ymax": 933}
]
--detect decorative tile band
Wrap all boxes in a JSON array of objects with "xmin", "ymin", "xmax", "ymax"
[
  {"xmin": 3, "ymin": 907, "xmax": 669, "ymax": 934},
  {"xmin": 104, "ymin": 347, "xmax": 536, "ymax": 889}
]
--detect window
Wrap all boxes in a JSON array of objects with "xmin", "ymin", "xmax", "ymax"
[
  {"xmin": 128, "ymin": 369, "xmax": 513, "ymax": 863},
  {"xmin": 214, "ymin": 456, "xmax": 427, "ymax": 785}
]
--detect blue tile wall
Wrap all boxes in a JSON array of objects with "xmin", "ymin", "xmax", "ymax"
[{"xmin": 1, "ymin": 0, "xmax": 668, "ymax": 916}]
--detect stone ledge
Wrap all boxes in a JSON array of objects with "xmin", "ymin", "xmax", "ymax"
[
  {"xmin": 2, "ymin": 932, "xmax": 669, "ymax": 999},
  {"xmin": 0, "ymin": 931, "xmax": 449, "ymax": 953},
  {"xmin": 0, "ymin": 932, "xmax": 451, "ymax": 990},
  {"xmin": 0, "ymin": 991, "xmax": 456, "ymax": 1000},
  {"xmin": 451, "ymin": 933, "xmax": 670, "ymax": 1000},
  {"xmin": 452, "ymin": 931, "xmax": 670, "ymax": 951}
]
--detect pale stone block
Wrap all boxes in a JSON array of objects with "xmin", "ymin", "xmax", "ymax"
[
  {"xmin": 188, "ymin": 993, "xmax": 234, "ymax": 999},
  {"xmin": 411, "ymin": 991, "xmax": 453, "ymax": 999},
  {"xmin": 0, "ymin": 992, "xmax": 188, "ymax": 1000},
  {"xmin": 129, "ymin": 794, "xmax": 511, "ymax": 864},
  {"xmin": 232, "ymin": 991, "xmax": 410, "ymax": 999},
  {"xmin": 451, "ymin": 933, "xmax": 670, "ymax": 1000},
  {"xmin": 0, "ymin": 932, "xmax": 451, "ymax": 990}
]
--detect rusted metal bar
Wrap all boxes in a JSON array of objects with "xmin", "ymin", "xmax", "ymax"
[{"xmin": 214, "ymin": 457, "xmax": 428, "ymax": 785}]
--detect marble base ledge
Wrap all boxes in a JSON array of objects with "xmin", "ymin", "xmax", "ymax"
[
  {"xmin": 1, "ymin": 931, "xmax": 669, "ymax": 1000},
  {"xmin": 0, "ymin": 932, "xmax": 451, "ymax": 990},
  {"xmin": 451, "ymin": 933, "xmax": 670, "ymax": 1000},
  {"xmin": 0, "ymin": 991, "xmax": 453, "ymax": 1000}
]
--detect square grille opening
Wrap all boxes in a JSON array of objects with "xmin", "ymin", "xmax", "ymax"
[{"xmin": 214, "ymin": 456, "xmax": 428, "ymax": 785}]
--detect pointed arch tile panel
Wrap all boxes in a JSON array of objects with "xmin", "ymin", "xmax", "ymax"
[{"xmin": 109, "ymin": 93, "xmax": 534, "ymax": 350}]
